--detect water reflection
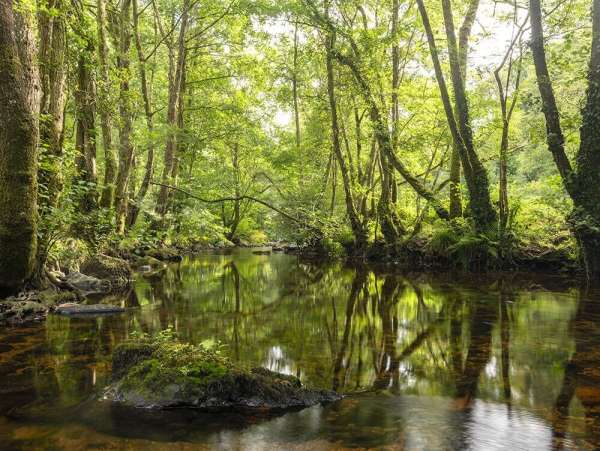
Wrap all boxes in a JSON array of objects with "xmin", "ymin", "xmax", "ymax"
[{"xmin": 0, "ymin": 250, "xmax": 599, "ymax": 449}]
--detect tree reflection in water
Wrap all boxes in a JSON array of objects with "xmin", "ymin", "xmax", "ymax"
[{"xmin": 0, "ymin": 251, "xmax": 598, "ymax": 449}]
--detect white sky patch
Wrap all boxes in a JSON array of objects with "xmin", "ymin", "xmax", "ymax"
[
  {"xmin": 470, "ymin": 0, "xmax": 530, "ymax": 71},
  {"xmin": 274, "ymin": 110, "xmax": 293, "ymax": 127}
]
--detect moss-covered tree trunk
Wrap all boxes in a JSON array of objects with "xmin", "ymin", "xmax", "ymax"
[
  {"xmin": 74, "ymin": 43, "xmax": 98, "ymax": 214},
  {"xmin": 156, "ymin": 0, "xmax": 189, "ymax": 219},
  {"xmin": 440, "ymin": 0, "xmax": 496, "ymax": 231},
  {"xmin": 325, "ymin": 31, "xmax": 368, "ymax": 253},
  {"xmin": 97, "ymin": 0, "xmax": 117, "ymax": 209},
  {"xmin": 37, "ymin": 0, "xmax": 67, "ymax": 209},
  {"xmin": 417, "ymin": 0, "xmax": 496, "ymax": 232},
  {"xmin": 126, "ymin": 0, "xmax": 155, "ymax": 228},
  {"xmin": 114, "ymin": 0, "xmax": 134, "ymax": 234},
  {"xmin": 530, "ymin": 0, "xmax": 600, "ymax": 280},
  {"xmin": 0, "ymin": 0, "xmax": 40, "ymax": 291}
]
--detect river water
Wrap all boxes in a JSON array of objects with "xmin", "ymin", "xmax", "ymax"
[{"xmin": 0, "ymin": 249, "xmax": 599, "ymax": 450}]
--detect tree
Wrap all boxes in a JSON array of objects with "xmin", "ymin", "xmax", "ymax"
[
  {"xmin": 114, "ymin": 0, "xmax": 134, "ymax": 234},
  {"xmin": 324, "ymin": 16, "xmax": 368, "ymax": 252},
  {"xmin": 97, "ymin": 0, "xmax": 117, "ymax": 208},
  {"xmin": 417, "ymin": 0, "xmax": 497, "ymax": 232},
  {"xmin": 155, "ymin": 0, "xmax": 190, "ymax": 219},
  {"xmin": 0, "ymin": 0, "xmax": 40, "ymax": 291},
  {"xmin": 529, "ymin": 0, "xmax": 600, "ymax": 279}
]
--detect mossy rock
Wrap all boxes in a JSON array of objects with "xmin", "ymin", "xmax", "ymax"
[
  {"xmin": 111, "ymin": 342, "xmax": 157, "ymax": 382},
  {"xmin": 0, "ymin": 300, "xmax": 47, "ymax": 325},
  {"xmin": 105, "ymin": 339, "xmax": 341, "ymax": 411},
  {"xmin": 80, "ymin": 254, "xmax": 132, "ymax": 289}
]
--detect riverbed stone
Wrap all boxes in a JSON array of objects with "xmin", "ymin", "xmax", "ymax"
[{"xmin": 105, "ymin": 340, "xmax": 341, "ymax": 411}]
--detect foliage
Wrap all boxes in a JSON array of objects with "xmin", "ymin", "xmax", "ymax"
[{"xmin": 7, "ymin": 0, "xmax": 596, "ymax": 275}]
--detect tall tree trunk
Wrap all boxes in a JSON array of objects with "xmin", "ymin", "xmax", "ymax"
[
  {"xmin": 74, "ymin": 43, "xmax": 98, "ymax": 213},
  {"xmin": 449, "ymin": 0, "xmax": 479, "ymax": 218},
  {"xmin": 292, "ymin": 21, "xmax": 301, "ymax": 148},
  {"xmin": 325, "ymin": 30, "xmax": 368, "ymax": 252},
  {"xmin": 377, "ymin": 0, "xmax": 403, "ymax": 246},
  {"xmin": 127, "ymin": 0, "xmax": 155, "ymax": 228},
  {"xmin": 440, "ymin": 0, "xmax": 496, "ymax": 231},
  {"xmin": 529, "ymin": 0, "xmax": 600, "ymax": 279},
  {"xmin": 572, "ymin": 0, "xmax": 600, "ymax": 279},
  {"xmin": 417, "ymin": 0, "xmax": 495, "ymax": 231},
  {"xmin": 36, "ymin": 0, "xmax": 67, "ymax": 270},
  {"xmin": 332, "ymin": 49, "xmax": 450, "ymax": 221},
  {"xmin": 156, "ymin": 0, "xmax": 189, "ymax": 218},
  {"xmin": 0, "ymin": 0, "xmax": 40, "ymax": 291},
  {"xmin": 97, "ymin": 0, "xmax": 117, "ymax": 208},
  {"xmin": 378, "ymin": 152, "xmax": 402, "ymax": 245},
  {"xmin": 226, "ymin": 143, "xmax": 242, "ymax": 241},
  {"xmin": 495, "ymin": 49, "xmax": 523, "ymax": 236},
  {"xmin": 37, "ymin": 0, "xmax": 67, "ymax": 210},
  {"xmin": 114, "ymin": 0, "xmax": 134, "ymax": 234}
]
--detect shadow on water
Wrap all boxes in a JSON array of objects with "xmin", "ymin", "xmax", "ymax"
[{"xmin": 0, "ymin": 250, "xmax": 599, "ymax": 449}]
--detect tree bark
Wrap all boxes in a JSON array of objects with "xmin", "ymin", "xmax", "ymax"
[
  {"xmin": 127, "ymin": 0, "xmax": 156, "ymax": 228},
  {"xmin": 0, "ymin": 0, "xmax": 40, "ymax": 291},
  {"xmin": 417, "ymin": 0, "xmax": 495, "ymax": 231},
  {"xmin": 97, "ymin": 0, "xmax": 118, "ymax": 208},
  {"xmin": 114, "ymin": 0, "xmax": 134, "ymax": 234},
  {"xmin": 156, "ymin": 0, "xmax": 189, "ymax": 218},
  {"xmin": 37, "ymin": 0, "xmax": 67, "ymax": 210},
  {"xmin": 326, "ymin": 30, "xmax": 368, "ymax": 252},
  {"xmin": 529, "ymin": 0, "xmax": 600, "ymax": 279}
]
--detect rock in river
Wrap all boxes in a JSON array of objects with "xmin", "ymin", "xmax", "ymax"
[
  {"xmin": 104, "ymin": 339, "xmax": 341, "ymax": 411},
  {"xmin": 65, "ymin": 272, "xmax": 111, "ymax": 293},
  {"xmin": 55, "ymin": 303, "xmax": 125, "ymax": 315},
  {"xmin": 80, "ymin": 254, "xmax": 132, "ymax": 290}
]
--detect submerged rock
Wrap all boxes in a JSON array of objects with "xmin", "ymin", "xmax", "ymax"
[
  {"xmin": 55, "ymin": 303, "xmax": 126, "ymax": 316},
  {"xmin": 105, "ymin": 340, "xmax": 341, "ymax": 411}
]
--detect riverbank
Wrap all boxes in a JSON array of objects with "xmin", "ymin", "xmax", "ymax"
[{"xmin": 0, "ymin": 236, "xmax": 583, "ymax": 328}]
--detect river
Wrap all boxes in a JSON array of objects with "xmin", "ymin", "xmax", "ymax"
[{"xmin": 0, "ymin": 249, "xmax": 598, "ymax": 450}]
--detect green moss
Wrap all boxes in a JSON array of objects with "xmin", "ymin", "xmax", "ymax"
[{"xmin": 113, "ymin": 337, "xmax": 231, "ymax": 399}]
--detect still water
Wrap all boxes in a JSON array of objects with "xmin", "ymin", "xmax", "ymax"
[{"xmin": 1, "ymin": 250, "xmax": 599, "ymax": 450}]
